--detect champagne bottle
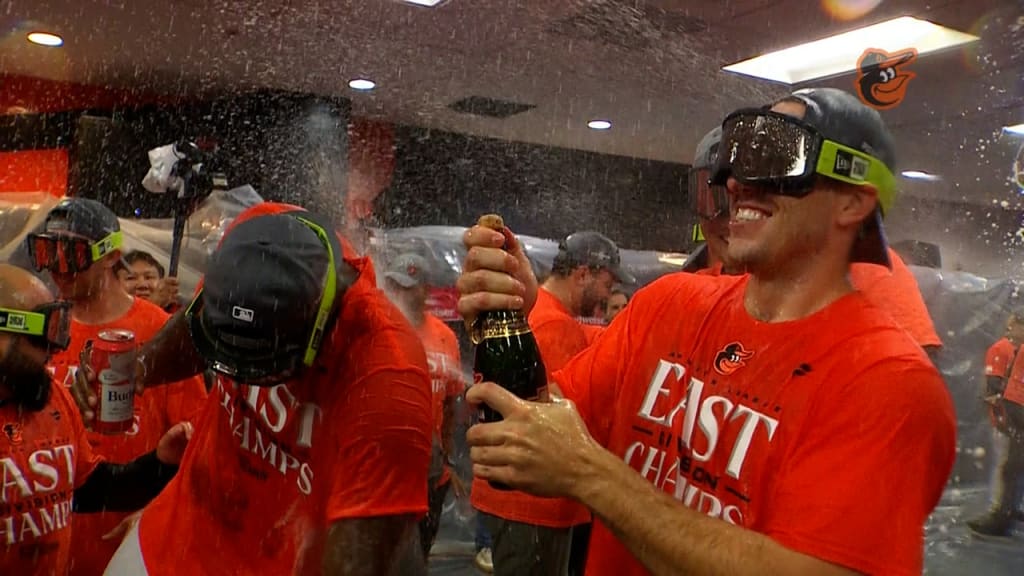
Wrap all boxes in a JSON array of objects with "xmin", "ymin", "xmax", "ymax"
[{"xmin": 471, "ymin": 214, "xmax": 548, "ymax": 491}]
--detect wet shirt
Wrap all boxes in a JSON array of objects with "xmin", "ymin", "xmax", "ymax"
[
  {"xmin": 849, "ymin": 248, "xmax": 942, "ymax": 348},
  {"xmin": 472, "ymin": 287, "xmax": 592, "ymax": 528},
  {"xmin": 417, "ymin": 313, "xmax": 464, "ymax": 486},
  {"xmin": 0, "ymin": 384, "xmax": 101, "ymax": 576},
  {"xmin": 135, "ymin": 203, "xmax": 433, "ymax": 575},
  {"xmin": 557, "ymin": 273, "xmax": 957, "ymax": 576},
  {"xmin": 985, "ymin": 338, "xmax": 1015, "ymax": 378},
  {"xmin": 47, "ymin": 297, "xmax": 208, "ymax": 576}
]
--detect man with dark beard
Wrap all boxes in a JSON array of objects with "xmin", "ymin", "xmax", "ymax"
[
  {"xmin": 0, "ymin": 264, "xmax": 189, "ymax": 576},
  {"xmin": 470, "ymin": 231, "xmax": 633, "ymax": 576}
]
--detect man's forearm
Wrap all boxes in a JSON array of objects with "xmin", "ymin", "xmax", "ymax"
[
  {"xmin": 572, "ymin": 447, "xmax": 853, "ymax": 576},
  {"xmin": 140, "ymin": 311, "xmax": 207, "ymax": 387},
  {"xmin": 73, "ymin": 451, "xmax": 178, "ymax": 513}
]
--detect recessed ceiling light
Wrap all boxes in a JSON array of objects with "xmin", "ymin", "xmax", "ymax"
[
  {"xmin": 27, "ymin": 32, "xmax": 63, "ymax": 47},
  {"xmin": 399, "ymin": 0, "xmax": 448, "ymax": 6},
  {"xmin": 348, "ymin": 78, "xmax": 376, "ymax": 91},
  {"xmin": 901, "ymin": 170, "xmax": 942, "ymax": 182},
  {"xmin": 588, "ymin": 120, "xmax": 612, "ymax": 130},
  {"xmin": 722, "ymin": 17, "xmax": 978, "ymax": 84},
  {"xmin": 1003, "ymin": 124, "xmax": 1024, "ymax": 137}
]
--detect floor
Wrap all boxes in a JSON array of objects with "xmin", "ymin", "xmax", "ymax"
[{"xmin": 426, "ymin": 485, "xmax": 1024, "ymax": 575}]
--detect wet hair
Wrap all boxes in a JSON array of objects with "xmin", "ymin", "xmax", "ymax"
[{"xmin": 123, "ymin": 250, "xmax": 166, "ymax": 278}]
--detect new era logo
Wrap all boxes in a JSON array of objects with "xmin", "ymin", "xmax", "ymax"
[{"xmin": 232, "ymin": 306, "xmax": 255, "ymax": 323}]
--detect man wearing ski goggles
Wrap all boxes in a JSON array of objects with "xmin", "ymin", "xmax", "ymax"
[{"xmin": 708, "ymin": 92, "xmax": 898, "ymax": 269}]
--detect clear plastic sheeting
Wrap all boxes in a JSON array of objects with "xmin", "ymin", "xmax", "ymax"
[{"xmin": 0, "ymin": 187, "xmax": 263, "ymax": 297}]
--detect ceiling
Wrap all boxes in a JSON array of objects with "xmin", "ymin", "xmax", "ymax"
[{"xmin": 1, "ymin": 0, "xmax": 1023, "ymax": 209}]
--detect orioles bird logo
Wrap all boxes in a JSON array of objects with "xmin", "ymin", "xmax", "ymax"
[
  {"xmin": 714, "ymin": 342, "xmax": 754, "ymax": 376},
  {"xmin": 3, "ymin": 422, "xmax": 23, "ymax": 445},
  {"xmin": 855, "ymin": 47, "xmax": 918, "ymax": 110}
]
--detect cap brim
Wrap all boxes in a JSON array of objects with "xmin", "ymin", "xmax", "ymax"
[
  {"xmin": 187, "ymin": 308, "xmax": 301, "ymax": 381},
  {"xmin": 385, "ymin": 271, "xmax": 422, "ymax": 288},
  {"xmin": 850, "ymin": 209, "xmax": 891, "ymax": 269},
  {"xmin": 610, "ymin": 264, "xmax": 637, "ymax": 285}
]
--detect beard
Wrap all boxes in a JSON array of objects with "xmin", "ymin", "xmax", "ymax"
[{"xmin": 0, "ymin": 345, "xmax": 53, "ymax": 412}]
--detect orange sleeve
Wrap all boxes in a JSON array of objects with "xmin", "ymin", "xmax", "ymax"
[
  {"xmin": 553, "ymin": 310, "xmax": 634, "ymax": 448},
  {"xmin": 445, "ymin": 333, "xmax": 464, "ymax": 398},
  {"xmin": 325, "ymin": 367, "xmax": 433, "ymax": 521},
  {"xmin": 162, "ymin": 375, "xmax": 210, "ymax": 426},
  {"xmin": 761, "ymin": 359, "xmax": 956, "ymax": 576},
  {"xmin": 985, "ymin": 341, "xmax": 1014, "ymax": 377},
  {"xmin": 581, "ymin": 324, "xmax": 605, "ymax": 346}
]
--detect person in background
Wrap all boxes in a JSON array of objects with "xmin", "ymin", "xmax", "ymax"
[
  {"xmin": 24, "ymin": 197, "xmax": 208, "ymax": 576},
  {"xmin": 75, "ymin": 202, "xmax": 434, "ymax": 575},
  {"xmin": 683, "ymin": 126, "xmax": 942, "ymax": 353},
  {"xmin": 382, "ymin": 252, "xmax": 468, "ymax": 560},
  {"xmin": 457, "ymin": 88, "xmax": 956, "ymax": 575},
  {"xmin": 0, "ymin": 263, "xmax": 190, "ymax": 576},
  {"xmin": 969, "ymin": 310, "xmax": 1024, "ymax": 538},
  {"xmin": 604, "ymin": 288, "xmax": 629, "ymax": 324},
  {"xmin": 682, "ymin": 126, "xmax": 740, "ymax": 276},
  {"xmin": 116, "ymin": 250, "xmax": 182, "ymax": 314},
  {"xmin": 471, "ymin": 231, "xmax": 633, "ymax": 576}
]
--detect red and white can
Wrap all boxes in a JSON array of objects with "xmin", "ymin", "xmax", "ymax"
[{"xmin": 87, "ymin": 329, "xmax": 137, "ymax": 435}]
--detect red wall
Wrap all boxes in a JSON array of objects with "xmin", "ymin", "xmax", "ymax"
[{"xmin": 0, "ymin": 149, "xmax": 68, "ymax": 195}]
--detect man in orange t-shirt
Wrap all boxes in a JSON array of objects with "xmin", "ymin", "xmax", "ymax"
[
  {"xmin": 0, "ymin": 264, "xmax": 189, "ymax": 576},
  {"xmin": 968, "ymin": 311, "xmax": 1024, "ymax": 538},
  {"xmin": 96, "ymin": 203, "xmax": 433, "ymax": 575},
  {"xmin": 470, "ymin": 231, "xmax": 633, "ymax": 576},
  {"xmin": 383, "ymin": 252, "xmax": 467, "ymax": 559},
  {"xmin": 458, "ymin": 89, "xmax": 956, "ymax": 575},
  {"xmin": 25, "ymin": 198, "xmax": 208, "ymax": 575},
  {"xmin": 682, "ymin": 128, "xmax": 941, "ymax": 352}
]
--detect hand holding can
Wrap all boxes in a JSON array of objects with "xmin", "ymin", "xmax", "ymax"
[{"xmin": 79, "ymin": 329, "xmax": 137, "ymax": 435}]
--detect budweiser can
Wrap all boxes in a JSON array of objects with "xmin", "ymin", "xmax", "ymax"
[{"xmin": 87, "ymin": 329, "xmax": 137, "ymax": 435}]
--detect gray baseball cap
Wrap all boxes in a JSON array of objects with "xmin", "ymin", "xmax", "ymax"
[
  {"xmin": 552, "ymin": 231, "xmax": 636, "ymax": 285},
  {"xmin": 385, "ymin": 253, "xmax": 430, "ymax": 288}
]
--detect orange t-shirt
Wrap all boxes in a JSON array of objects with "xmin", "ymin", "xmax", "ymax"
[
  {"xmin": 1002, "ymin": 341, "xmax": 1024, "ymax": 406},
  {"xmin": 418, "ymin": 313, "xmax": 464, "ymax": 486},
  {"xmin": 472, "ymin": 288, "xmax": 592, "ymax": 528},
  {"xmin": 134, "ymin": 205, "xmax": 432, "ymax": 576},
  {"xmin": 582, "ymin": 323, "xmax": 605, "ymax": 346},
  {"xmin": 849, "ymin": 248, "xmax": 942, "ymax": 348},
  {"xmin": 0, "ymin": 384, "xmax": 101, "ymax": 576},
  {"xmin": 556, "ymin": 273, "xmax": 957, "ymax": 576},
  {"xmin": 985, "ymin": 338, "xmax": 1016, "ymax": 378},
  {"xmin": 47, "ymin": 297, "xmax": 208, "ymax": 576}
]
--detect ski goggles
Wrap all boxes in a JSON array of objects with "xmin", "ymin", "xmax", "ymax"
[
  {"xmin": 710, "ymin": 109, "xmax": 896, "ymax": 214},
  {"xmin": 0, "ymin": 301, "xmax": 72, "ymax": 351},
  {"xmin": 688, "ymin": 167, "xmax": 729, "ymax": 220},
  {"xmin": 26, "ymin": 230, "xmax": 124, "ymax": 274}
]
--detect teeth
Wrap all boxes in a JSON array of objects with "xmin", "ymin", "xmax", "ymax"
[{"xmin": 735, "ymin": 208, "xmax": 766, "ymax": 221}]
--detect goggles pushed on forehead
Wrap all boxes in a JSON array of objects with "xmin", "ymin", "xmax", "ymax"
[
  {"xmin": 688, "ymin": 167, "xmax": 729, "ymax": 220},
  {"xmin": 0, "ymin": 301, "xmax": 72, "ymax": 351},
  {"xmin": 26, "ymin": 231, "xmax": 123, "ymax": 274},
  {"xmin": 710, "ymin": 109, "xmax": 896, "ymax": 214}
]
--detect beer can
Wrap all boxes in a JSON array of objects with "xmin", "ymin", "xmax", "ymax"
[{"xmin": 88, "ymin": 329, "xmax": 137, "ymax": 435}]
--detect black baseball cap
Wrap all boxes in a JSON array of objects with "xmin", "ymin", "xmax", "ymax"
[
  {"xmin": 188, "ymin": 212, "xmax": 336, "ymax": 380},
  {"xmin": 781, "ymin": 87, "xmax": 896, "ymax": 267},
  {"xmin": 44, "ymin": 197, "xmax": 120, "ymax": 241},
  {"xmin": 692, "ymin": 126, "xmax": 722, "ymax": 170},
  {"xmin": 552, "ymin": 231, "xmax": 636, "ymax": 285}
]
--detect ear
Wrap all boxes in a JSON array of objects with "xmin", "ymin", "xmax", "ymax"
[{"xmin": 835, "ymin": 183, "xmax": 879, "ymax": 229}]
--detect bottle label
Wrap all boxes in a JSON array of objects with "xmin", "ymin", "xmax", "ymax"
[{"xmin": 478, "ymin": 315, "xmax": 531, "ymax": 340}]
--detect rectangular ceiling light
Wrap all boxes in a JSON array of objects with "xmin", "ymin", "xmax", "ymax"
[
  {"xmin": 722, "ymin": 16, "xmax": 979, "ymax": 84},
  {"xmin": 399, "ymin": 0, "xmax": 447, "ymax": 6},
  {"xmin": 1004, "ymin": 124, "xmax": 1024, "ymax": 137}
]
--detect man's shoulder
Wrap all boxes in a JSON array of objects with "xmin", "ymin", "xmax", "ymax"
[
  {"xmin": 332, "ymin": 276, "xmax": 427, "ymax": 368},
  {"xmin": 629, "ymin": 271, "xmax": 743, "ymax": 318}
]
